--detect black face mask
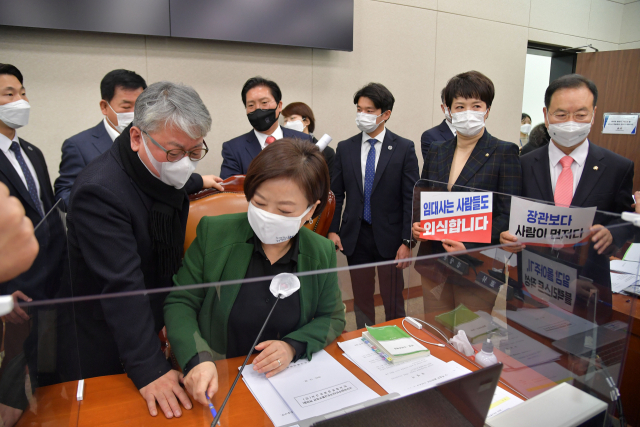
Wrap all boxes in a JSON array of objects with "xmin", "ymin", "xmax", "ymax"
[{"xmin": 247, "ymin": 108, "xmax": 278, "ymax": 132}]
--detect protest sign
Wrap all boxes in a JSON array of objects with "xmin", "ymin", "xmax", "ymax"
[
  {"xmin": 509, "ymin": 197, "xmax": 596, "ymax": 246},
  {"xmin": 420, "ymin": 192, "xmax": 492, "ymax": 243},
  {"xmin": 522, "ymin": 249, "xmax": 578, "ymax": 312}
]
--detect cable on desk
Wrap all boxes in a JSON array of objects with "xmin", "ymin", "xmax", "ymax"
[{"xmin": 401, "ymin": 317, "xmax": 446, "ymax": 347}]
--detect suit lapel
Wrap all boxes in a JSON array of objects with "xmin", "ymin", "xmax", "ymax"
[
  {"xmin": 371, "ymin": 130, "xmax": 395, "ymax": 194},
  {"xmin": 530, "ymin": 146, "xmax": 554, "ymax": 202},
  {"xmin": 20, "ymin": 139, "xmax": 50, "ymax": 212},
  {"xmin": 92, "ymin": 122, "xmax": 114, "ymax": 156},
  {"xmin": 436, "ymin": 139, "xmax": 456, "ymax": 184},
  {"xmin": 296, "ymin": 234, "xmax": 321, "ymax": 328},
  {"xmin": 245, "ymin": 130, "xmax": 262, "ymax": 161},
  {"xmin": 0, "ymin": 149, "xmax": 36, "ymax": 212},
  {"xmin": 454, "ymin": 133, "xmax": 496, "ymax": 187},
  {"xmin": 349, "ymin": 135, "xmax": 364, "ymax": 195},
  {"xmin": 572, "ymin": 142, "xmax": 606, "ymax": 207}
]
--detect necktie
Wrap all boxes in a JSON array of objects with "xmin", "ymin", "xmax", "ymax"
[
  {"xmin": 554, "ymin": 155, "xmax": 574, "ymax": 207},
  {"xmin": 10, "ymin": 141, "xmax": 44, "ymax": 217},
  {"xmin": 363, "ymin": 139, "xmax": 377, "ymax": 224},
  {"xmin": 265, "ymin": 136, "xmax": 276, "ymax": 145}
]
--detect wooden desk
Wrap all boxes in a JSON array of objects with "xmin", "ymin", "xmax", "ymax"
[{"xmin": 15, "ymin": 319, "xmax": 509, "ymax": 427}]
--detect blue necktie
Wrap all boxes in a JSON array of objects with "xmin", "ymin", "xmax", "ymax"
[
  {"xmin": 363, "ymin": 138, "xmax": 377, "ymax": 224},
  {"xmin": 10, "ymin": 141, "xmax": 43, "ymax": 218}
]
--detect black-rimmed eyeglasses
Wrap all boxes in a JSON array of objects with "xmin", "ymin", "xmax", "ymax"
[{"xmin": 142, "ymin": 130, "xmax": 209, "ymax": 162}]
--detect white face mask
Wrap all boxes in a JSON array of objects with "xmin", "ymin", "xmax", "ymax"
[
  {"xmin": 283, "ymin": 119, "xmax": 305, "ymax": 133},
  {"xmin": 0, "ymin": 99, "xmax": 30, "ymax": 129},
  {"xmin": 139, "ymin": 133, "xmax": 198, "ymax": 189},
  {"xmin": 547, "ymin": 114, "xmax": 592, "ymax": 148},
  {"xmin": 443, "ymin": 106, "xmax": 452, "ymax": 123},
  {"xmin": 451, "ymin": 109, "xmax": 488, "ymax": 137},
  {"xmin": 107, "ymin": 103, "xmax": 135, "ymax": 134},
  {"xmin": 355, "ymin": 112, "xmax": 383, "ymax": 134},
  {"xmin": 520, "ymin": 123, "xmax": 532, "ymax": 134},
  {"xmin": 247, "ymin": 202, "xmax": 313, "ymax": 244}
]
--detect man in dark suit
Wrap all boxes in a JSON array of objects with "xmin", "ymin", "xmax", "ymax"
[
  {"xmin": 66, "ymin": 82, "xmax": 224, "ymax": 419},
  {"xmin": 220, "ymin": 76, "xmax": 311, "ymax": 179},
  {"xmin": 501, "ymin": 74, "xmax": 634, "ymax": 291},
  {"xmin": 54, "ymin": 69, "xmax": 147, "ymax": 206},
  {"xmin": 329, "ymin": 83, "xmax": 419, "ymax": 329},
  {"xmin": 420, "ymin": 89, "xmax": 455, "ymax": 163}
]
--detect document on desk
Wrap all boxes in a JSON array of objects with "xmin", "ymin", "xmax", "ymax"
[
  {"xmin": 611, "ymin": 272, "xmax": 640, "ymax": 293},
  {"xmin": 610, "ymin": 260, "xmax": 640, "ymax": 275},
  {"xmin": 338, "ymin": 338, "xmax": 465, "ymax": 396},
  {"xmin": 623, "ymin": 243, "xmax": 640, "ymax": 262},
  {"xmin": 266, "ymin": 349, "xmax": 379, "ymax": 420},
  {"xmin": 506, "ymin": 306, "xmax": 596, "ymax": 341},
  {"xmin": 242, "ymin": 364, "xmax": 299, "ymax": 426}
]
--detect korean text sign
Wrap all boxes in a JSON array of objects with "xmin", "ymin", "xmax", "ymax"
[
  {"xmin": 522, "ymin": 249, "xmax": 578, "ymax": 312},
  {"xmin": 420, "ymin": 192, "xmax": 493, "ymax": 243},
  {"xmin": 509, "ymin": 197, "xmax": 596, "ymax": 246}
]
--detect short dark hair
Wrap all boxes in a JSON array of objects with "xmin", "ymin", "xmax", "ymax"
[
  {"xmin": 100, "ymin": 69, "xmax": 146, "ymax": 103},
  {"xmin": 544, "ymin": 74, "xmax": 598, "ymax": 109},
  {"xmin": 443, "ymin": 70, "xmax": 495, "ymax": 110},
  {"xmin": 353, "ymin": 83, "xmax": 395, "ymax": 114},
  {"xmin": 528, "ymin": 123, "xmax": 550, "ymax": 149},
  {"xmin": 0, "ymin": 64, "xmax": 24, "ymax": 85},
  {"xmin": 282, "ymin": 102, "xmax": 315, "ymax": 133},
  {"xmin": 521, "ymin": 113, "xmax": 531, "ymax": 122},
  {"xmin": 244, "ymin": 138, "xmax": 329, "ymax": 219},
  {"xmin": 440, "ymin": 87, "xmax": 446, "ymax": 104},
  {"xmin": 241, "ymin": 76, "xmax": 282, "ymax": 106}
]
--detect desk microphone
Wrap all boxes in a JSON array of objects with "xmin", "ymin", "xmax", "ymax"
[{"xmin": 211, "ymin": 273, "xmax": 301, "ymax": 427}]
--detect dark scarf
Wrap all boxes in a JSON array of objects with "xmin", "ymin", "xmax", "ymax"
[{"xmin": 117, "ymin": 125, "xmax": 185, "ymax": 277}]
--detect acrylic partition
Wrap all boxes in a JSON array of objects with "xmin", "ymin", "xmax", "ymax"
[{"xmin": 407, "ymin": 178, "xmax": 639, "ymax": 425}]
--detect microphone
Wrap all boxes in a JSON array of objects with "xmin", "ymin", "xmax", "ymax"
[
  {"xmin": 211, "ymin": 273, "xmax": 301, "ymax": 426},
  {"xmin": 316, "ymin": 134, "xmax": 332, "ymax": 152}
]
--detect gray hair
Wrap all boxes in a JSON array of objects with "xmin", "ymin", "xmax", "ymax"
[{"xmin": 133, "ymin": 81, "xmax": 211, "ymax": 139}]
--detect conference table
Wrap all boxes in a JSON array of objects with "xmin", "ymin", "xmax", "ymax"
[{"xmin": 16, "ymin": 318, "xmax": 523, "ymax": 427}]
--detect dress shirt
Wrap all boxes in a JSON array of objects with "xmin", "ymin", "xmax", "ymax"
[
  {"xmin": 445, "ymin": 119, "xmax": 457, "ymax": 136},
  {"xmin": 361, "ymin": 126, "xmax": 386, "ymax": 188},
  {"xmin": 254, "ymin": 125, "xmax": 284, "ymax": 150},
  {"xmin": 103, "ymin": 117, "xmax": 120, "ymax": 142},
  {"xmin": 549, "ymin": 138, "xmax": 589, "ymax": 195},
  {"xmin": 0, "ymin": 131, "xmax": 44, "ymax": 212}
]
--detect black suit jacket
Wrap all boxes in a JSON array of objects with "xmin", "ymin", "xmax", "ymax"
[
  {"xmin": 220, "ymin": 127, "xmax": 312, "ymax": 179},
  {"xmin": 0, "ymin": 138, "xmax": 59, "ymax": 299},
  {"xmin": 329, "ymin": 129, "xmax": 419, "ymax": 259},
  {"xmin": 420, "ymin": 119, "xmax": 454, "ymax": 164},
  {"xmin": 66, "ymin": 140, "xmax": 196, "ymax": 389}
]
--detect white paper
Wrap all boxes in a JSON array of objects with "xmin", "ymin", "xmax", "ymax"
[
  {"xmin": 267, "ymin": 349, "xmax": 379, "ymax": 420},
  {"xmin": 611, "ymin": 272, "xmax": 640, "ymax": 293},
  {"xmin": 480, "ymin": 248, "xmax": 517, "ymax": 267},
  {"xmin": 610, "ymin": 260, "xmax": 640, "ymax": 275},
  {"xmin": 509, "ymin": 197, "xmax": 596, "ymax": 245},
  {"xmin": 378, "ymin": 337, "xmax": 427, "ymax": 356},
  {"xmin": 506, "ymin": 306, "xmax": 596, "ymax": 341},
  {"xmin": 522, "ymin": 249, "xmax": 578, "ymax": 312},
  {"xmin": 602, "ymin": 114, "xmax": 638, "ymax": 135},
  {"xmin": 623, "ymin": 243, "xmax": 640, "ymax": 262},
  {"xmin": 241, "ymin": 364, "xmax": 299, "ymax": 426},
  {"xmin": 338, "ymin": 338, "xmax": 464, "ymax": 397}
]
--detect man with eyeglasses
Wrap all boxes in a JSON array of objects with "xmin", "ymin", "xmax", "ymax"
[
  {"xmin": 501, "ymin": 74, "xmax": 634, "ymax": 292},
  {"xmin": 66, "ymin": 81, "xmax": 223, "ymax": 420}
]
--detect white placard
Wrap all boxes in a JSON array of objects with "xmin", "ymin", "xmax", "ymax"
[
  {"xmin": 602, "ymin": 114, "xmax": 638, "ymax": 135},
  {"xmin": 521, "ymin": 249, "xmax": 578, "ymax": 311},
  {"xmin": 509, "ymin": 197, "xmax": 596, "ymax": 246}
]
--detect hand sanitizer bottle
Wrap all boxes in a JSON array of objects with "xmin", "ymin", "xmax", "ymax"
[{"xmin": 475, "ymin": 339, "xmax": 498, "ymax": 368}]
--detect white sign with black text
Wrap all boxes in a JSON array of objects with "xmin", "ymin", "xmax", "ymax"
[{"xmin": 522, "ymin": 249, "xmax": 578, "ymax": 311}]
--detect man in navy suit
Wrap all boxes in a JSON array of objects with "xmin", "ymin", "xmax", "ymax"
[
  {"xmin": 220, "ymin": 76, "xmax": 311, "ymax": 179},
  {"xmin": 420, "ymin": 89, "xmax": 455, "ymax": 163},
  {"xmin": 54, "ymin": 69, "xmax": 147, "ymax": 206},
  {"xmin": 329, "ymin": 83, "xmax": 419, "ymax": 329},
  {"xmin": 501, "ymin": 74, "xmax": 634, "ymax": 292}
]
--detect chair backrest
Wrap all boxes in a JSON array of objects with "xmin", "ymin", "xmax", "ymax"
[{"xmin": 185, "ymin": 175, "xmax": 336, "ymax": 253}]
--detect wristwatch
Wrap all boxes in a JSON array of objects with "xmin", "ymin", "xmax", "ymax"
[{"xmin": 402, "ymin": 239, "xmax": 415, "ymax": 249}]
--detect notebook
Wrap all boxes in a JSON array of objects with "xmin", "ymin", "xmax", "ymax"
[{"xmin": 361, "ymin": 324, "xmax": 430, "ymax": 364}]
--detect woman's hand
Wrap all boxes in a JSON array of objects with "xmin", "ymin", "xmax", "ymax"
[
  {"xmin": 412, "ymin": 222, "xmax": 426, "ymax": 242},
  {"xmin": 181, "ymin": 361, "xmax": 218, "ymax": 406},
  {"xmin": 441, "ymin": 239, "xmax": 466, "ymax": 253},
  {"xmin": 500, "ymin": 231, "xmax": 525, "ymax": 253},
  {"xmin": 253, "ymin": 340, "xmax": 295, "ymax": 378}
]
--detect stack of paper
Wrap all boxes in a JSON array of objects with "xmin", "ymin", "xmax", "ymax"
[
  {"xmin": 436, "ymin": 304, "xmax": 498, "ymax": 343},
  {"xmin": 362, "ymin": 324, "xmax": 430, "ymax": 363}
]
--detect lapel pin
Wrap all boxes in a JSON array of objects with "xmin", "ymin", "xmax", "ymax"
[
  {"xmin": 27, "ymin": 146, "xmax": 33, "ymax": 151},
  {"xmin": 593, "ymin": 166, "xmax": 598, "ymax": 170},
  {"xmin": 485, "ymin": 153, "xmax": 489, "ymax": 157},
  {"xmin": 388, "ymin": 145, "xmax": 392, "ymax": 150}
]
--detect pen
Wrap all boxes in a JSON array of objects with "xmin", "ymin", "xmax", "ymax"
[{"xmin": 205, "ymin": 392, "xmax": 221, "ymax": 426}]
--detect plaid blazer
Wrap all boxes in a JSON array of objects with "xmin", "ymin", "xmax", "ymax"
[{"xmin": 420, "ymin": 130, "xmax": 522, "ymax": 244}]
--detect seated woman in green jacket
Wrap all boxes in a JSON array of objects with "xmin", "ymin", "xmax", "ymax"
[{"xmin": 164, "ymin": 138, "xmax": 345, "ymax": 406}]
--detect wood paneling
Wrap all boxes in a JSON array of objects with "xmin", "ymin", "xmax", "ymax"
[{"xmin": 576, "ymin": 49, "xmax": 640, "ymax": 190}]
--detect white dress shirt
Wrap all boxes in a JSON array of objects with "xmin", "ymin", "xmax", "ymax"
[
  {"xmin": 445, "ymin": 119, "xmax": 457, "ymax": 136},
  {"xmin": 103, "ymin": 117, "xmax": 120, "ymax": 142},
  {"xmin": 254, "ymin": 125, "xmax": 284, "ymax": 150},
  {"xmin": 0, "ymin": 131, "xmax": 44, "ymax": 211},
  {"xmin": 361, "ymin": 127, "xmax": 386, "ymax": 188},
  {"xmin": 549, "ymin": 138, "xmax": 589, "ymax": 196}
]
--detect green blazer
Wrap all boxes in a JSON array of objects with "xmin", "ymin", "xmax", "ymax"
[{"xmin": 164, "ymin": 212, "xmax": 346, "ymax": 370}]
